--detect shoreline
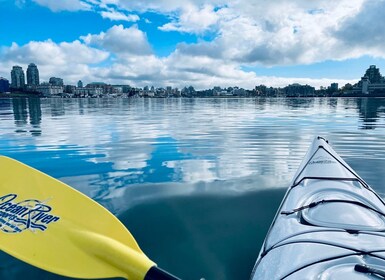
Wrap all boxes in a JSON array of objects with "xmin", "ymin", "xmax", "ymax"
[{"xmin": 2, "ymin": 93, "xmax": 385, "ymax": 99}]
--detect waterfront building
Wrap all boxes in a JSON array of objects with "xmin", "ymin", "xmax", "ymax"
[
  {"xmin": 0, "ymin": 77, "xmax": 10, "ymax": 93},
  {"xmin": 37, "ymin": 83, "xmax": 63, "ymax": 96},
  {"xmin": 365, "ymin": 65, "xmax": 384, "ymax": 84},
  {"xmin": 77, "ymin": 80, "xmax": 83, "ymax": 88},
  {"xmin": 10, "ymin": 66, "xmax": 25, "ymax": 90},
  {"xmin": 86, "ymin": 82, "xmax": 113, "ymax": 95},
  {"xmin": 26, "ymin": 63, "xmax": 40, "ymax": 86},
  {"xmin": 361, "ymin": 76, "xmax": 370, "ymax": 94},
  {"xmin": 49, "ymin": 77, "xmax": 64, "ymax": 86},
  {"xmin": 74, "ymin": 87, "xmax": 103, "ymax": 97},
  {"xmin": 354, "ymin": 65, "xmax": 385, "ymax": 95},
  {"xmin": 113, "ymin": 85, "xmax": 131, "ymax": 94},
  {"xmin": 141, "ymin": 90, "xmax": 155, "ymax": 97}
]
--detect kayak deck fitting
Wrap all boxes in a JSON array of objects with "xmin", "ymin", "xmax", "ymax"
[{"xmin": 250, "ymin": 136, "xmax": 385, "ymax": 279}]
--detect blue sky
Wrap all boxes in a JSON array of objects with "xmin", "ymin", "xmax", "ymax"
[{"xmin": 1, "ymin": 0, "xmax": 385, "ymax": 89}]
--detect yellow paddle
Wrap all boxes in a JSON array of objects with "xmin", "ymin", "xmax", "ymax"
[{"xmin": 0, "ymin": 156, "xmax": 179, "ymax": 280}]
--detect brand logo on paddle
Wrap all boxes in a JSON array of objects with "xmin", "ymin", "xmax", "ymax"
[
  {"xmin": 0, "ymin": 194, "xmax": 60, "ymax": 233},
  {"xmin": 309, "ymin": 156, "xmax": 337, "ymax": 165}
]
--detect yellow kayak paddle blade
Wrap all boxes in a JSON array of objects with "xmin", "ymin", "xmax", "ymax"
[{"xmin": 0, "ymin": 156, "xmax": 174, "ymax": 280}]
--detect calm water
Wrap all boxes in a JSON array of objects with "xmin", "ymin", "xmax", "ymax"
[{"xmin": 1, "ymin": 97, "xmax": 385, "ymax": 280}]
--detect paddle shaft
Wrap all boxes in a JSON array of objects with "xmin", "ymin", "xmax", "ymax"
[{"xmin": 145, "ymin": 266, "xmax": 181, "ymax": 280}]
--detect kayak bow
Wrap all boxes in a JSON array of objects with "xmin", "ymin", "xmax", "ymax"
[{"xmin": 251, "ymin": 136, "xmax": 385, "ymax": 279}]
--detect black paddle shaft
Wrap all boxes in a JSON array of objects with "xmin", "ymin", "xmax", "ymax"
[{"xmin": 144, "ymin": 266, "xmax": 181, "ymax": 280}]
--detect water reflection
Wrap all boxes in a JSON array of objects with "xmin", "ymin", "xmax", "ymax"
[
  {"xmin": 1, "ymin": 97, "xmax": 385, "ymax": 279},
  {"xmin": 9, "ymin": 98, "xmax": 42, "ymax": 136},
  {"xmin": 28, "ymin": 98, "xmax": 42, "ymax": 136},
  {"xmin": 12, "ymin": 98, "xmax": 28, "ymax": 127},
  {"xmin": 121, "ymin": 187, "xmax": 286, "ymax": 280},
  {"xmin": 2, "ymin": 97, "xmax": 385, "ymax": 193},
  {"xmin": 0, "ymin": 98, "xmax": 12, "ymax": 112},
  {"xmin": 283, "ymin": 97, "xmax": 315, "ymax": 109},
  {"xmin": 28, "ymin": 98, "xmax": 42, "ymax": 125},
  {"xmin": 50, "ymin": 98, "xmax": 66, "ymax": 117},
  {"xmin": 357, "ymin": 98, "xmax": 385, "ymax": 129},
  {"xmin": 2, "ymin": 98, "xmax": 385, "ymax": 175},
  {"xmin": 5, "ymin": 97, "xmax": 385, "ymax": 134}
]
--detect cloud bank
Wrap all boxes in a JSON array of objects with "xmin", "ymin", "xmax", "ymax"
[{"xmin": 1, "ymin": 0, "xmax": 381, "ymax": 89}]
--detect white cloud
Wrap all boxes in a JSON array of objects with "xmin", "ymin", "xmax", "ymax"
[
  {"xmin": 3, "ymin": 40, "xmax": 108, "ymax": 65},
  {"xmin": 81, "ymin": 25, "xmax": 152, "ymax": 56},
  {"xmin": 164, "ymin": 160, "xmax": 218, "ymax": 182},
  {"xmin": 99, "ymin": 10, "xmax": 139, "ymax": 22},
  {"xmin": 0, "ymin": 40, "xmax": 109, "ymax": 84},
  {"xmin": 96, "ymin": 0, "xmax": 371, "ymax": 67},
  {"xmin": 334, "ymin": 0, "xmax": 385, "ymax": 56},
  {"xmin": 98, "ymin": 45, "xmax": 356, "ymax": 89},
  {"xmin": 32, "ymin": 0, "xmax": 91, "ymax": 11},
  {"xmin": 159, "ymin": 4, "xmax": 220, "ymax": 34},
  {"xmin": 28, "ymin": 0, "xmax": 377, "ymax": 65},
  {"xmin": 176, "ymin": 0, "xmax": 367, "ymax": 66},
  {"xmin": 2, "ymin": 0, "xmax": 380, "ymax": 88},
  {"xmin": 93, "ymin": 55, "xmax": 166, "ymax": 84},
  {"xmin": 0, "ymin": 35, "xmax": 356, "ymax": 89}
]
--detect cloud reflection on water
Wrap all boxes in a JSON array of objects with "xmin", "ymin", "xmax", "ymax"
[
  {"xmin": 2, "ymin": 97, "xmax": 385, "ymax": 280},
  {"xmin": 1, "ymin": 97, "xmax": 385, "ymax": 203}
]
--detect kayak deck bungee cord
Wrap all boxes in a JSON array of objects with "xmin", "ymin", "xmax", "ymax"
[{"xmin": 250, "ymin": 136, "xmax": 385, "ymax": 279}]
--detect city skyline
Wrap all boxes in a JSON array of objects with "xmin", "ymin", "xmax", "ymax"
[
  {"xmin": 4, "ymin": 63, "xmax": 385, "ymax": 97},
  {"xmin": 1, "ymin": 1, "xmax": 385, "ymax": 89}
]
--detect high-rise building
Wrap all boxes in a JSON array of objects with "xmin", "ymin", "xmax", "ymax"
[
  {"xmin": 0, "ymin": 77, "xmax": 10, "ymax": 93},
  {"xmin": 11, "ymin": 66, "xmax": 25, "ymax": 89},
  {"xmin": 77, "ymin": 80, "xmax": 83, "ymax": 88},
  {"xmin": 365, "ymin": 65, "xmax": 384, "ymax": 84},
  {"xmin": 26, "ymin": 63, "xmax": 40, "ymax": 86},
  {"xmin": 49, "ymin": 77, "xmax": 64, "ymax": 86}
]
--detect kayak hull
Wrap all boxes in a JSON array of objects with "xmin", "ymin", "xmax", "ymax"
[{"xmin": 250, "ymin": 137, "xmax": 385, "ymax": 279}]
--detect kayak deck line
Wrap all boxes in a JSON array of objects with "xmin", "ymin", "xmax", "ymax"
[
  {"xmin": 263, "ymin": 235, "xmax": 385, "ymax": 259},
  {"xmin": 251, "ymin": 137, "xmax": 385, "ymax": 280},
  {"xmin": 292, "ymin": 143, "xmax": 369, "ymax": 189},
  {"xmin": 290, "ymin": 138, "xmax": 385, "ymax": 207},
  {"xmin": 280, "ymin": 198, "xmax": 385, "ymax": 217},
  {"xmin": 291, "ymin": 177, "xmax": 366, "ymax": 189},
  {"xmin": 257, "ymin": 228, "xmax": 385, "ymax": 275}
]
